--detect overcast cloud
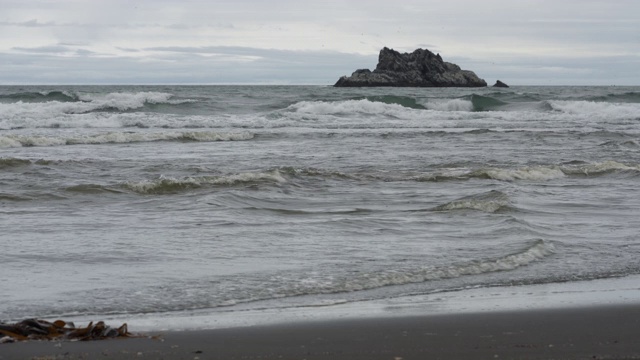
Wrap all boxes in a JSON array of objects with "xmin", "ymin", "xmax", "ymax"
[{"xmin": 1, "ymin": 0, "xmax": 638, "ymax": 85}]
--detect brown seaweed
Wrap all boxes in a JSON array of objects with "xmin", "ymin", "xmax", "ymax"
[{"xmin": 0, "ymin": 319, "xmax": 134, "ymax": 343}]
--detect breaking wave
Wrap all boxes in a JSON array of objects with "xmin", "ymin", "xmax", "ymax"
[
  {"xmin": 276, "ymin": 166, "xmax": 358, "ymax": 180},
  {"xmin": 286, "ymin": 99, "xmax": 418, "ymax": 116},
  {"xmin": 414, "ymin": 161, "xmax": 640, "ymax": 183},
  {"xmin": 50, "ymin": 240, "xmax": 555, "ymax": 315},
  {"xmin": 547, "ymin": 100, "xmax": 640, "ymax": 120},
  {"xmin": 124, "ymin": 170, "xmax": 287, "ymax": 194},
  {"xmin": 360, "ymin": 95, "xmax": 427, "ymax": 109},
  {"xmin": 560, "ymin": 160, "xmax": 640, "ymax": 176},
  {"xmin": 479, "ymin": 166, "xmax": 566, "ymax": 181},
  {"xmin": 327, "ymin": 240, "xmax": 555, "ymax": 292},
  {"xmin": 432, "ymin": 190, "xmax": 511, "ymax": 213},
  {"xmin": 469, "ymin": 94, "xmax": 508, "ymax": 111},
  {"xmin": 0, "ymin": 131, "xmax": 253, "ymax": 148},
  {"xmin": 423, "ymin": 98, "xmax": 474, "ymax": 111},
  {"xmin": 0, "ymin": 91, "xmax": 198, "ymax": 129}
]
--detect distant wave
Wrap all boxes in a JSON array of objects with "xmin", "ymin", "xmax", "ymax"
[
  {"xmin": 4, "ymin": 95, "xmax": 639, "ymax": 131},
  {"xmin": 276, "ymin": 166, "xmax": 358, "ymax": 180},
  {"xmin": 121, "ymin": 162, "xmax": 640, "ymax": 193},
  {"xmin": 0, "ymin": 90, "xmax": 79, "ymax": 103},
  {"xmin": 599, "ymin": 140, "xmax": 639, "ymax": 148},
  {"xmin": 0, "ymin": 91, "xmax": 198, "ymax": 129},
  {"xmin": 560, "ymin": 160, "xmax": 640, "ymax": 176},
  {"xmin": 547, "ymin": 100, "xmax": 640, "ymax": 119},
  {"xmin": 0, "ymin": 193, "xmax": 34, "ymax": 202},
  {"xmin": 0, "ymin": 131, "xmax": 253, "ymax": 148},
  {"xmin": 584, "ymin": 91, "xmax": 640, "ymax": 104},
  {"xmin": 0, "ymin": 157, "xmax": 68, "ymax": 170},
  {"xmin": 0, "ymin": 157, "xmax": 32, "ymax": 169},
  {"xmin": 80, "ymin": 167, "xmax": 359, "ymax": 196},
  {"xmin": 65, "ymin": 184, "xmax": 124, "ymax": 194}
]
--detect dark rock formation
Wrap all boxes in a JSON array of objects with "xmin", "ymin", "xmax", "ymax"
[
  {"xmin": 335, "ymin": 47, "xmax": 487, "ymax": 87},
  {"xmin": 493, "ymin": 80, "xmax": 509, "ymax": 88}
]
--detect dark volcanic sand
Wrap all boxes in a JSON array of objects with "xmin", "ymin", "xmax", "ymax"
[{"xmin": 2, "ymin": 304, "xmax": 640, "ymax": 359}]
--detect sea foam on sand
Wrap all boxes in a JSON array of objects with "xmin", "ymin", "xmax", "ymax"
[{"xmin": 53, "ymin": 274, "xmax": 640, "ymax": 332}]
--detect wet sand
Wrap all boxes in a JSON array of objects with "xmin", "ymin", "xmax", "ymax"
[{"xmin": 2, "ymin": 304, "xmax": 640, "ymax": 359}]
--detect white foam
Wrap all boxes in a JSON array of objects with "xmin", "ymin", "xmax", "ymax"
[
  {"xmin": 0, "ymin": 91, "xmax": 195, "ymax": 130},
  {"xmin": 125, "ymin": 170, "xmax": 287, "ymax": 194},
  {"xmin": 76, "ymin": 91, "xmax": 194, "ymax": 108},
  {"xmin": 434, "ymin": 197, "xmax": 510, "ymax": 213},
  {"xmin": 0, "ymin": 131, "xmax": 253, "ymax": 148},
  {"xmin": 339, "ymin": 241, "xmax": 554, "ymax": 292},
  {"xmin": 483, "ymin": 166, "xmax": 566, "ymax": 181},
  {"xmin": 71, "ymin": 273, "xmax": 640, "ymax": 332},
  {"xmin": 0, "ymin": 136, "xmax": 22, "ymax": 148},
  {"xmin": 287, "ymin": 99, "xmax": 420, "ymax": 118},
  {"xmin": 561, "ymin": 160, "xmax": 640, "ymax": 175},
  {"xmin": 549, "ymin": 100, "xmax": 640, "ymax": 120},
  {"xmin": 423, "ymin": 99, "xmax": 474, "ymax": 112},
  {"xmin": 409, "ymin": 162, "xmax": 640, "ymax": 183}
]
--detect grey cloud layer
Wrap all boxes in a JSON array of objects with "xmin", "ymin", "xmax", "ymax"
[{"xmin": 1, "ymin": 0, "xmax": 639, "ymax": 84}]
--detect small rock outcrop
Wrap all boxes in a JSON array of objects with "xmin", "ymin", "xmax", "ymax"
[
  {"xmin": 493, "ymin": 80, "xmax": 509, "ymax": 88},
  {"xmin": 335, "ymin": 47, "xmax": 487, "ymax": 87}
]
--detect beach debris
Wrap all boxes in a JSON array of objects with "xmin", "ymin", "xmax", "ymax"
[{"xmin": 0, "ymin": 319, "xmax": 133, "ymax": 342}]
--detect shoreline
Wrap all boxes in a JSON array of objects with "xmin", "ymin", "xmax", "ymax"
[
  {"xmin": 3, "ymin": 304, "xmax": 640, "ymax": 359},
  {"xmin": 3, "ymin": 276, "xmax": 640, "ymax": 359},
  {"xmin": 29, "ymin": 274, "xmax": 640, "ymax": 333}
]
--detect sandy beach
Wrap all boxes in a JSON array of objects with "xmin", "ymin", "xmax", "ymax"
[
  {"xmin": 4, "ymin": 276, "xmax": 640, "ymax": 359},
  {"xmin": 1, "ymin": 303, "xmax": 639, "ymax": 360}
]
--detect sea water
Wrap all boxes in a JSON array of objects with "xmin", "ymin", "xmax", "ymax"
[{"xmin": 1, "ymin": 85, "xmax": 640, "ymax": 328}]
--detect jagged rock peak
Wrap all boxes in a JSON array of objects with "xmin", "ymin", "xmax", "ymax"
[
  {"xmin": 334, "ymin": 47, "xmax": 487, "ymax": 87},
  {"xmin": 493, "ymin": 80, "xmax": 509, "ymax": 88}
]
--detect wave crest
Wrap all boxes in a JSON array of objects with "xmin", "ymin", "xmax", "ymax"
[
  {"xmin": 423, "ymin": 98, "xmax": 474, "ymax": 111},
  {"xmin": 548, "ymin": 100, "xmax": 640, "ymax": 119},
  {"xmin": 479, "ymin": 166, "xmax": 566, "ymax": 181},
  {"xmin": 0, "ymin": 90, "xmax": 79, "ymax": 103},
  {"xmin": 0, "ymin": 157, "xmax": 32, "ymax": 169},
  {"xmin": 0, "ymin": 131, "xmax": 253, "ymax": 148},
  {"xmin": 124, "ymin": 170, "xmax": 287, "ymax": 194},
  {"xmin": 0, "ymin": 91, "xmax": 198, "ymax": 129},
  {"xmin": 287, "ymin": 99, "xmax": 416, "ymax": 116},
  {"xmin": 561, "ymin": 160, "xmax": 640, "ymax": 175},
  {"xmin": 316, "ymin": 240, "xmax": 554, "ymax": 294},
  {"xmin": 432, "ymin": 190, "xmax": 511, "ymax": 213},
  {"xmin": 414, "ymin": 161, "xmax": 640, "ymax": 183}
]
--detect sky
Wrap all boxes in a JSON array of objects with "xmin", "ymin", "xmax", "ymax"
[{"xmin": 1, "ymin": 0, "xmax": 639, "ymax": 85}]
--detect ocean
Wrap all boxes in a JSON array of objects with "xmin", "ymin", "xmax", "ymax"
[{"xmin": 2, "ymin": 85, "xmax": 640, "ymax": 329}]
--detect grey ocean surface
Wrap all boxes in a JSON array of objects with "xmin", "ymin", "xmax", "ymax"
[{"xmin": 1, "ymin": 85, "xmax": 640, "ymax": 325}]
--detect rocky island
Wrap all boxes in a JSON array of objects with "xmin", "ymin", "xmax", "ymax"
[
  {"xmin": 493, "ymin": 80, "xmax": 509, "ymax": 88},
  {"xmin": 335, "ymin": 47, "xmax": 487, "ymax": 87}
]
